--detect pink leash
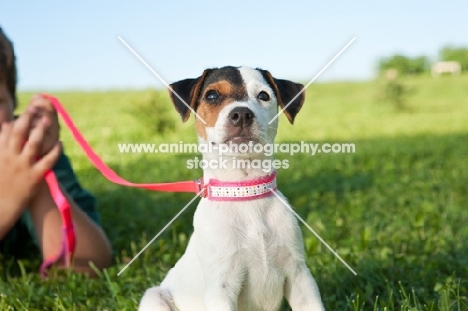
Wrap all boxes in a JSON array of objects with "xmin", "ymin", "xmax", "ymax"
[
  {"xmin": 40, "ymin": 94, "xmax": 203, "ymax": 277},
  {"xmin": 41, "ymin": 94, "xmax": 203, "ymax": 195},
  {"xmin": 40, "ymin": 94, "xmax": 276, "ymax": 276},
  {"xmin": 40, "ymin": 171, "xmax": 75, "ymax": 277}
]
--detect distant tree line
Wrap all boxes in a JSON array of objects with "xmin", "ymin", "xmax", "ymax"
[{"xmin": 378, "ymin": 46, "xmax": 468, "ymax": 76}]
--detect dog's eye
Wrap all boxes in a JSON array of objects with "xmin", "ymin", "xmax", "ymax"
[
  {"xmin": 205, "ymin": 90, "xmax": 219, "ymax": 101},
  {"xmin": 257, "ymin": 91, "xmax": 270, "ymax": 101}
]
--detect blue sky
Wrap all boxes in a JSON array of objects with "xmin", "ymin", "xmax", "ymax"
[{"xmin": 1, "ymin": 1, "xmax": 467, "ymax": 91}]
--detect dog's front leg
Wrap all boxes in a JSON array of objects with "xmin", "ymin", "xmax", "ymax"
[
  {"xmin": 201, "ymin": 258, "xmax": 243, "ymax": 311},
  {"xmin": 284, "ymin": 264, "xmax": 325, "ymax": 311},
  {"xmin": 195, "ymin": 240, "xmax": 243, "ymax": 311},
  {"xmin": 203, "ymin": 284, "xmax": 237, "ymax": 311}
]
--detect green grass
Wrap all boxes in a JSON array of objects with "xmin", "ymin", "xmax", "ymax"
[{"xmin": 1, "ymin": 74, "xmax": 468, "ymax": 310}]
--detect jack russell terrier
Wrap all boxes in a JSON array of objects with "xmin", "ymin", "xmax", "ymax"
[{"xmin": 139, "ymin": 66, "xmax": 325, "ymax": 311}]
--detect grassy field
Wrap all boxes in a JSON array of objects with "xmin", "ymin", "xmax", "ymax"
[{"xmin": 1, "ymin": 74, "xmax": 468, "ymax": 310}]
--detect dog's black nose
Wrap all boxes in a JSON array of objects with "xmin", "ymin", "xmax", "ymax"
[{"xmin": 228, "ymin": 107, "xmax": 254, "ymax": 128}]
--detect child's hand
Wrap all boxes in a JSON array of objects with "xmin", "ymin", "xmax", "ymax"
[
  {"xmin": 0, "ymin": 106, "xmax": 61, "ymax": 210},
  {"xmin": 28, "ymin": 95, "xmax": 60, "ymax": 156}
]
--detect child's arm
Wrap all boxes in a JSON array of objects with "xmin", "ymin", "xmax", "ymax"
[
  {"xmin": 28, "ymin": 180, "xmax": 112, "ymax": 275},
  {"xmin": 0, "ymin": 107, "xmax": 61, "ymax": 239}
]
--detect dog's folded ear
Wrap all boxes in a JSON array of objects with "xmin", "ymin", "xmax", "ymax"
[
  {"xmin": 258, "ymin": 69, "xmax": 305, "ymax": 124},
  {"xmin": 169, "ymin": 69, "xmax": 212, "ymax": 122}
]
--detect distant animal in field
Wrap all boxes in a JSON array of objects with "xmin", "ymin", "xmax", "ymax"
[{"xmin": 431, "ymin": 61, "xmax": 461, "ymax": 77}]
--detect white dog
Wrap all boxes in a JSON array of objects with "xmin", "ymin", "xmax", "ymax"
[{"xmin": 139, "ymin": 66, "xmax": 325, "ymax": 311}]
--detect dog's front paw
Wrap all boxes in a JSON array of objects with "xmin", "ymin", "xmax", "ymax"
[{"xmin": 139, "ymin": 287, "xmax": 176, "ymax": 311}]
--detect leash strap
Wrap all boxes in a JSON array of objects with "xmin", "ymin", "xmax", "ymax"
[
  {"xmin": 39, "ymin": 94, "xmax": 203, "ymax": 277},
  {"xmin": 41, "ymin": 94, "xmax": 203, "ymax": 194},
  {"xmin": 39, "ymin": 94, "xmax": 276, "ymax": 275},
  {"xmin": 40, "ymin": 170, "xmax": 75, "ymax": 278}
]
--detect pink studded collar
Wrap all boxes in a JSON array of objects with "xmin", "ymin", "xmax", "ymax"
[{"xmin": 201, "ymin": 171, "xmax": 277, "ymax": 201}]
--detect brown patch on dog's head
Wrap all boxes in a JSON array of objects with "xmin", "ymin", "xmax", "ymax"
[
  {"xmin": 257, "ymin": 69, "xmax": 305, "ymax": 124},
  {"xmin": 169, "ymin": 66, "xmax": 247, "ymax": 139}
]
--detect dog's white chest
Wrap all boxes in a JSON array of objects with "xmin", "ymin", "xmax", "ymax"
[{"xmin": 192, "ymin": 195, "xmax": 303, "ymax": 310}]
